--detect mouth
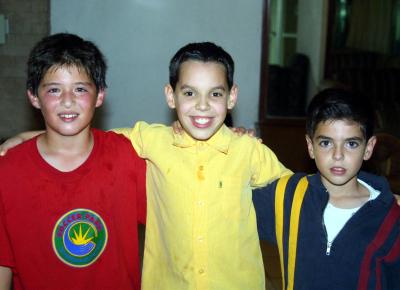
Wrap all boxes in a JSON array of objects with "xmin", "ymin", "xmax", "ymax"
[
  {"xmin": 59, "ymin": 113, "xmax": 79, "ymax": 122},
  {"xmin": 330, "ymin": 167, "xmax": 346, "ymax": 175},
  {"xmin": 191, "ymin": 116, "xmax": 213, "ymax": 128}
]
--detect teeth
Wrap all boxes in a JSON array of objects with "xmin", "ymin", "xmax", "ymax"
[
  {"xmin": 194, "ymin": 117, "xmax": 209, "ymax": 125},
  {"xmin": 60, "ymin": 114, "xmax": 77, "ymax": 118}
]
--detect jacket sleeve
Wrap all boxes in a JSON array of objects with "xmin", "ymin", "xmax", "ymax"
[
  {"xmin": 252, "ymin": 181, "xmax": 278, "ymax": 243},
  {"xmin": 382, "ymin": 203, "xmax": 400, "ymax": 290}
]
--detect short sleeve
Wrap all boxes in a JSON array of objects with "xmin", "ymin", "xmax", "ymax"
[
  {"xmin": 250, "ymin": 141, "xmax": 292, "ymax": 187},
  {"xmin": 112, "ymin": 122, "xmax": 149, "ymax": 157}
]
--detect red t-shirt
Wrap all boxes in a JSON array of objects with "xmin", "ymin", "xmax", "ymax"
[{"xmin": 0, "ymin": 129, "xmax": 146, "ymax": 290}]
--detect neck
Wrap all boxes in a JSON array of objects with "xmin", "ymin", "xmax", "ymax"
[
  {"xmin": 323, "ymin": 177, "xmax": 370, "ymax": 208},
  {"xmin": 37, "ymin": 127, "xmax": 94, "ymax": 172}
]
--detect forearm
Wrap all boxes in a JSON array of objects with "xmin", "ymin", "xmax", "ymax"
[
  {"xmin": 17, "ymin": 130, "xmax": 44, "ymax": 141},
  {"xmin": 0, "ymin": 266, "xmax": 12, "ymax": 290}
]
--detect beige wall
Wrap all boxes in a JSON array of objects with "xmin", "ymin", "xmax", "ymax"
[
  {"xmin": 0, "ymin": 0, "xmax": 49, "ymax": 138},
  {"xmin": 296, "ymin": 0, "xmax": 328, "ymax": 104},
  {"xmin": 51, "ymin": 0, "xmax": 264, "ymax": 130}
]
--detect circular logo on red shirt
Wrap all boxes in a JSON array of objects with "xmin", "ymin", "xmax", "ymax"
[{"xmin": 52, "ymin": 209, "xmax": 108, "ymax": 267}]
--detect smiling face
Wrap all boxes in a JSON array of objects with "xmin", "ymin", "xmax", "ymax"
[
  {"xmin": 306, "ymin": 119, "xmax": 376, "ymax": 192},
  {"xmin": 28, "ymin": 65, "xmax": 105, "ymax": 137},
  {"xmin": 165, "ymin": 60, "xmax": 237, "ymax": 141}
]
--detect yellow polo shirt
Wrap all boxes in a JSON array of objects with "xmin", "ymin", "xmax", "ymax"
[{"xmin": 117, "ymin": 121, "xmax": 291, "ymax": 290}]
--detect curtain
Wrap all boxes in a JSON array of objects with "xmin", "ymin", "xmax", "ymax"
[{"xmin": 346, "ymin": 0, "xmax": 393, "ymax": 54}]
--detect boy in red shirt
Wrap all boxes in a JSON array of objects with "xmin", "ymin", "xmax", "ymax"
[{"xmin": 0, "ymin": 33, "xmax": 146, "ymax": 290}]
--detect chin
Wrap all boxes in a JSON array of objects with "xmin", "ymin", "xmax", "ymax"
[
  {"xmin": 56, "ymin": 125, "xmax": 90, "ymax": 136},
  {"xmin": 192, "ymin": 134, "xmax": 212, "ymax": 141},
  {"xmin": 189, "ymin": 130, "xmax": 213, "ymax": 140}
]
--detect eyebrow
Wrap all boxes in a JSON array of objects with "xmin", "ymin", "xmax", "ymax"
[
  {"xmin": 316, "ymin": 135, "xmax": 364, "ymax": 142},
  {"xmin": 179, "ymin": 84, "xmax": 226, "ymax": 91},
  {"xmin": 41, "ymin": 82, "xmax": 94, "ymax": 87}
]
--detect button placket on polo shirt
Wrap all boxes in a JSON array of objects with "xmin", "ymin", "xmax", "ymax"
[{"xmin": 193, "ymin": 143, "xmax": 209, "ymax": 289}]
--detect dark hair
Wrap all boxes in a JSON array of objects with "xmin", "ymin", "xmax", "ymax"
[
  {"xmin": 306, "ymin": 88, "xmax": 375, "ymax": 139},
  {"xmin": 169, "ymin": 42, "xmax": 234, "ymax": 90},
  {"xmin": 27, "ymin": 33, "xmax": 107, "ymax": 95}
]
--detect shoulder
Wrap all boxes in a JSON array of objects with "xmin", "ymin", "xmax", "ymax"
[
  {"xmin": 276, "ymin": 172, "xmax": 308, "ymax": 191},
  {"xmin": 358, "ymin": 171, "xmax": 391, "ymax": 191},
  {"xmin": 229, "ymin": 130, "xmax": 281, "ymax": 158},
  {"xmin": 127, "ymin": 121, "xmax": 172, "ymax": 143},
  {"xmin": 95, "ymin": 129, "xmax": 132, "ymax": 146},
  {"xmin": 0, "ymin": 138, "xmax": 35, "ymax": 169},
  {"xmin": 226, "ymin": 129, "xmax": 271, "ymax": 155},
  {"xmin": 228, "ymin": 128, "xmax": 258, "ymax": 145},
  {"xmin": 136, "ymin": 121, "xmax": 171, "ymax": 137},
  {"xmin": 358, "ymin": 171, "xmax": 396, "ymax": 203},
  {"xmin": 92, "ymin": 130, "xmax": 146, "ymax": 175},
  {"xmin": 93, "ymin": 129, "xmax": 142, "ymax": 160},
  {"xmin": 254, "ymin": 173, "xmax": 306, "ymax": 196},
  {"xmin": 112, "ymin": 121, "xmax": 171, "ymax": 139},
  {"xmin": 129, "ymin": 121, "xmax": 168, "ymax": 132},
  {"xmin": 271, "ymin": 173, "xmax": 310, "ymax": 201}
]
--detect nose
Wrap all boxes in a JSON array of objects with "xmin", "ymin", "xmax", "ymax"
[
  {"xmin": 332, "ymin": 145, "xmax": 344, "ymax": 161},
  {"xmin": 60, "ymin": 90, "xmax": 75, "ymax": 108},
  {"xmin": 195, "ymin": 95, "xmax": 210, "ymax": 111}
]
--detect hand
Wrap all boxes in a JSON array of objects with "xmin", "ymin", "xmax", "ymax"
[
  {"xmin": 230, "ymin": 126, "xmax": 256, "ymax": 137},
  {"xmin": 230, "ymin": 126, "xmax": 263, "ymax": 142},
  {"xmin": 172, "ymin": 120, "xmax": 185, "ymax": 135},
  {"xmin": 0, "ymin": 266, "xmax": 12, "ymax": 290},
  {"xmin": 395, "ymin": 194, "xmax": 400, "ymax": 206}
]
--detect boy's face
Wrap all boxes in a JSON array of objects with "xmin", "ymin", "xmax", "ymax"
[
  {"xmin": 28, "ymin": 65, "xmax": 105, "ymax": 137},
  {"xmin": 165, "ymin": 60, "xmax": 237, "ymax": 141},
  {"xmin": 306, "ymin": 119, "xmax": 376, "ymax": 192}
]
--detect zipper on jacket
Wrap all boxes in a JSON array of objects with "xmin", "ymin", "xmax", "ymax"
[
  {"xmin": 322, "ymin": 201, "xmax": 370, "ymax": 256},
  {"xmin": 322, "ymin": 219, "xmax": 333, "ymax": 256},
  {"xmin": 321, "ymin": 189, "xmax": 332, "ymax": 256},
  {"xmin": 326, "ymin": 241, "xmax": 332, "ymax": 255}
]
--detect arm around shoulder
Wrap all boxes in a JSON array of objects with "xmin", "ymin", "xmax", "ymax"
[
  {"xmin": 111, "ymin": 121, "xmax": 151, "ymax": 157},
  {"xmin": 251, "ymin": 140, "xmax": 292, "ymax": 187},
  {"xmin": 0, "ymin": 266, "xmax": 11, "ymax": 290},
  {"xmin": 252, "ymin": 182, "xmax": 278, "ymax": 242},
  {"xmin": 0, "ymin": 130, "xmax": 44, "ymax": 156}
]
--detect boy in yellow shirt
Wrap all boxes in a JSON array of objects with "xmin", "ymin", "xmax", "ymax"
[
  {"xmin": 1, "ymin": 42, "xmax": 291, "ymax": 290},
  {"xmin": 118, "ymin": 42, "xmax": 291, "ymax": 290}
]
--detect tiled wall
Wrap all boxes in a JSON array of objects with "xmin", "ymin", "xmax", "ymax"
[{"xmin": 0, "ymin": 0, "xmax": 49, "ymax": 138}]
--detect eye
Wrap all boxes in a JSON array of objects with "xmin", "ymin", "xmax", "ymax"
[
  {"xmin": 75, "ymin": 87, "xmax": 88, "ymax": 93},
  {"xmin": 183, "ymin": 91, "xmax": 194, "ymax": 97},
  {"xmin": 346, "ymin": 141, "xmax": 360, "ymax": 149},
  {"xmin": 47, "ymin": 88, "xmax": 60, "ymax": 94},
  {"xmin": 211, "ymin": 91, "xmax": 223, "ymax": 97},
  {"xmin": 318, "ymin": 140, "xmax": 331, "ymax": 147}
]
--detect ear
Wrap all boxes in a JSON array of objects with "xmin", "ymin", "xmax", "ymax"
[
  {"xmin": 165, "ymin": 84, "xmax": 176, "ymax": 109},
  {"xmin": 227, "ymin": 84, "xmax": 238, "ymax": 110},
  {"xmin": 305, "ymin": 135, "xmax": 315, "ymax": 159},
  {"xmin": 95, "ymin": 89, "xmax": 106, "ymax": 108},
  {"xmin": 363, "ymin": 136, "xmax": 377, "ymax": 161},
  {"xmin": 27, "ymin": 90, "xmax": 41, "ymax": 109}
]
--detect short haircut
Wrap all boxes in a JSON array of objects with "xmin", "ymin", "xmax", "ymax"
[
  {"xmin": 169, "ymin": 42, "xmax": 234, "ymax": 90},
  {"xmin": 306, "ymin": 88, "xmax": 375, "ymax": 140},
  {"xmin": 27, "ymin": 33, "xmax": 107, "ymax": 95}
]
